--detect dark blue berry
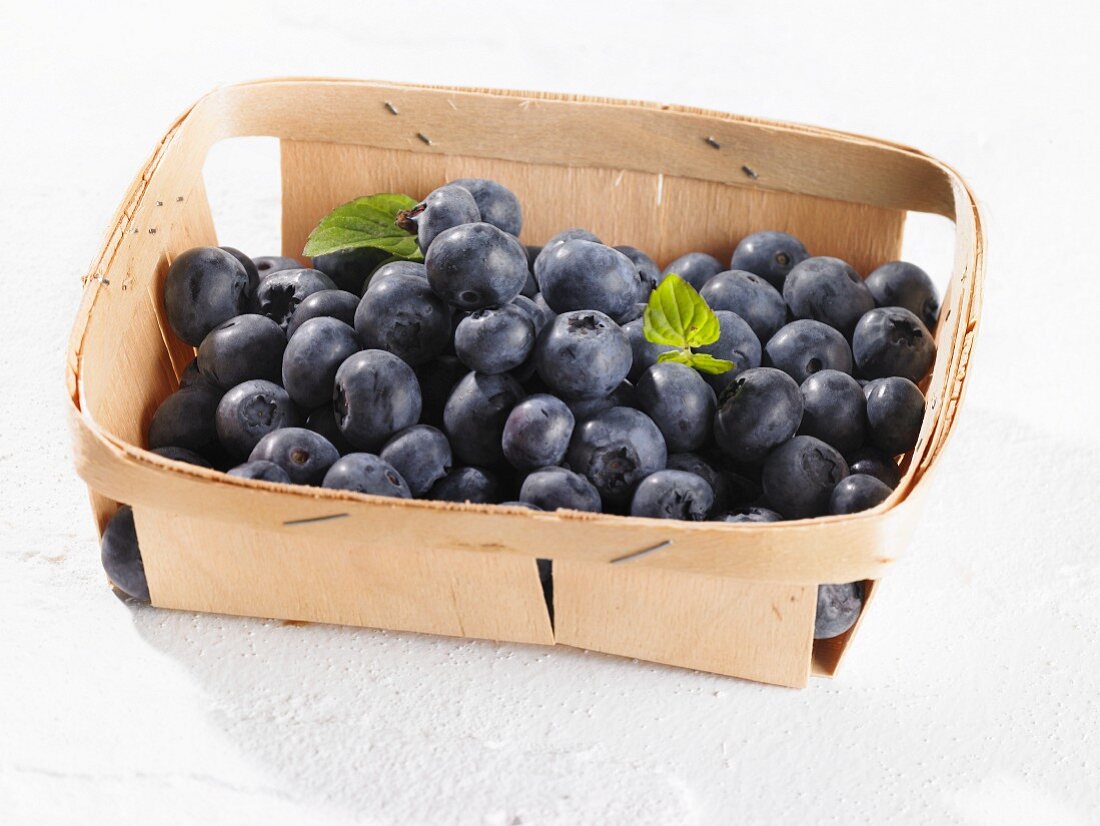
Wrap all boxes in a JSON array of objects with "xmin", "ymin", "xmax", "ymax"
[
  {"xmin": 630, "ymin": 470, "xmax": 714, "ymax": 520},
  {"xmin": 864, "ymin": 376, "xmax": 925, "ymax": 455},
  {"xmin": 567, "ymin": 407, "xmax": 667, "ymax": 503},
  {"xmin": 865, "ymin": 261, "xmax": 939, "ymax": 329},
  {"xmin": 712, "ymin": 367, "xmax": 802, "ymax": 463},
  {"xmin": 729, "ymin": 231, "xmax": 808, "ymax": 291},
  {"xmin": 100, "ymin": 506, "xmax": 149, "ymax": 602},
  {"xmin": 613, "ymin": 245, "xmax": 661, "ymax": 304},
  {"xmin": 519, "ymin": 467, "xmax": 602, "ymax": 512},
  {"xmin": 286, "ymin": 289, "xmax": 360, "ymax": 338},
  {"xmin": 798, "ymin": 369, "xmax": 866, "ymax": 454},
  {"xmin": 443, "ymin": 371, "xmax": 525, "ymax": 466},
  {"xmin": 829, "ymin": 474, "xmax": 892, "ymax": 514},
  {"xmin": 502, "ymin": 394, "xmax": 575, "ymax": 470},
  {"xmin": 535, "ymin": 310, "xmax": 631, "ymax": 400},
  {"xmin": 248, "ymin": 427, "xmax": 340, "ymax": 485},
  {"xmin": 783, "ymin": 256, "xmax": 874, "ymax": 337},
  {"xmin": 761, "ymin": 435, "xmax": 848, "ymax": 519},
  {"xmin": 253, "ymin": 268, "xmax": 337, "ymax": 331},
  {"xmin": 536, "ymin": 240, "xmax": 637, "ymax": 319},
  {"xmin": 852, "ymin": 307, "xmax": 935, "ymax": 382},
  {"xmin": 815, "ymin": 582, "xmax": 863, "ymax": 639},
  {"xmin": 151, "ymin": 446, "xmax": 211, "ymax": 467},
  {"xmin": 846, "ymin": 446, "xmax": 901, "ymax": 489},
  {"xmin": 454, "ymin": 304, "xmax": 536, "ymax": 374},
  {"xmin": 428, "ymin": 466, "xmax": 501, "ymax": 503},
  {"xmin": 404, "ymin": 184, "xmax": 481, "ymax": 252},
  {"xmin": 635, "ymin": 362, "xmax": 716, "ymax": 453},
  {"xmin": 452, "ymin": 178, "xmax": 522, "ymax": 236},
  {"xmin": 661, "ymin": 252, "xmax": 724, "ymax": 290},
  {"xmin": 355, "ymin": 271, "xmax": 452, "ymax": 366},
  {"xmin": 215, "ymin": 379, "xmax": 298, "ymax": 458},
  {"xmin": 148, "ymin": 384, "xmax": 222, "ymax": 454},
  {"xmin": 699, "ymin": 270, "xmax": 787, "ymax": 344},
  {"xmin": 380, "ymin": 425, "xmax": 453, "ymax": 497},
  {"xmin": 333, "ymin": 350, "xmax": 422, "ymax": 451},
  {"xmin": 197, "ymin": 313, "xmax": 285, "ymax": 389},
  {"xmin": 425, "ymin": 222, "xmax": 529, "ymax": 310},
  {"xmin": 717, "ymin": 505, "xmax": 783, "ymax": 523},
  {"xmin": 697, "ymin": 310, "xmax": 763, "ymax": 394},
  {"xmin": 253, "ymin": 255, "xmax": 301, "ymax": 279},
  {"xmin": 764, "ymin": 320, "xmax": 853, "ymax": 384},
  {"xmin": 282, "ymin": 317, "xmax": 361, "ymax": 410},
  {"xmin": 164, "ymin": 247, "xmax": 251, "ymax": 346},
  {"xmin": 322, "ymin": 453, "xmax": 411, "ymax": 498},
  {"xmin": 311, "ymin": 247, "xmax": 390, "ymax": 294}
]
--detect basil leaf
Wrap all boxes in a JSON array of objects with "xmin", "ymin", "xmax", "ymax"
[
  {"xmin": 642, "ymin": 274, "xmax": 720, "ymax": 349},
  {"xmin": 303, "ymin": 193, "xmax": 423, "ymax": 260}
]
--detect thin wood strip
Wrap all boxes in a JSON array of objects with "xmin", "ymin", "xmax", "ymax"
[{"xmin": 554, "ymin": 561, "xmax": 817, "ymax": 688}]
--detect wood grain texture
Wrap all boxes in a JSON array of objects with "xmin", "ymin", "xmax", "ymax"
[
  {"xmin": 281, "ymin": 141, "xmax": 904, "ymax": 276},
  {"xmin": 134, "ymin": 506, "xmax": 555, "ymax": 644},
  {"xmin": 554, "ymin": 561, "xmax": 817, "ymax": 688},
  {"xmin": 66, "ymin": 79, "xmax": 985, "ymax": 685}
]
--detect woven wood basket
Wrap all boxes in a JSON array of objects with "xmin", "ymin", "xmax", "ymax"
[{"xmin": 66, "ymin": 79, "xmax": 984, "ymax": 687}]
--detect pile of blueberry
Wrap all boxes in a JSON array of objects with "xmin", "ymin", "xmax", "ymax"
[{"xmin": 101, "ymin": 177, "xmax": 940, "ymax": 641}]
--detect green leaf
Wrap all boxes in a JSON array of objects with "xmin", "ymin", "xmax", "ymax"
[
  {"xmin": 303, "ymin": 193, "xmax": 423, "ymax": 260},
  {"xmin": 656, "ymin": 350, "xmax": 694, "ymax": 366},
  {"xmin": 642, "ymin": 274, "xmax": 720, "ymax": 349},
  {"xmin": 685, "ymin": 352, "xmax": 735, "ymax": 375}
]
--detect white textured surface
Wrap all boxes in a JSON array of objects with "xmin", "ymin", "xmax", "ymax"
[{"xmin": 2, "ymin": 1, "xmax": 1099, "ymax": 823}]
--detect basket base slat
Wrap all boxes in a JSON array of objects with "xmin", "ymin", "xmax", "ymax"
[
  {"xmin": 133, "ymin": 506, "xmax": 556, "ymax": 645},
  {"xmin": 553, "ymin": 560, "xmax": 816, "ymax": 688}
]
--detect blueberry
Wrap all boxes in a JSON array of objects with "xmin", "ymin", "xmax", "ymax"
[
  {"xmin": 667, "ymin": 452, "xmax": 729, "ymax": 515},
  {"xmin": 567, "ymin": 380, "xmax": 636, "ymax": 422},
  {"xmin": 761, "ymin": 435, "xmax": 848, "ymax": 519},
  {"xmin": 178, "ymin": 358, "xmax": 218, "ymax": 391},
  {"xmin": 635, "ymin": 362, "xmax": 716, "ymax": 453},
  {"xmin": 304, "ymin": 403, "xmax": 355, "ymax": 454},
  {"xmin": 829, "ymin": 474, "xmax": 892, "ymax": 514},
  {"xmin": 215, "ymin": 379, "xmax": 299, "ymax": 458},
  {"xmin": 798, "ymin": 370, "xmax": 866, "ymax": 454},
  {"xmin": 151, "ymin": 446, "xmax": 212, "ymax": 467},
  {"xmin": 661, "ymin": 252, "xmax": 724, "ymax": 290},
  {"xmin": 311, "ymin": 247, "xmax": 390, "ymax": 294},
  {"xmin": 864, "ymin": 376, "xmax": 925, "ymax": 455},
  {"xmin": 717, "ymin": 505, "xmax": 783, "ymax": 523},
  {"xmin": 451, "ymin": 178, "xmax": 523, "ymax": 236},
  {"xmin": 253, "ymin": 268, "xmax": 337, "ymax": 331},
  {"xmin": 536, "ymin": 240, "xmax": 637, "ymax": 318},
  {"xmin": 148, "ymin": 384, "xmax": 222, "ymax": 454},
  {"xmin": 623, "ymin": 318, "xmax": 674, "ymax": 382},
  {"xmin": 532, "ymin": 228, "xmax": 601, "ymax": 283},
  {"xmin": 333, "ymin": 350, "xmax": 422, "ymax": 450},
  {"xmin": 425, "ymin": 222, "xmax": 529, "ymax": 310},
  {"xmin": 100, "ymin": 506, "xmax": 149, "ymax": 602},
  {"xmin": 401, "ymin": 184, "xmax": 481, "ymax": 252},
  {"xmin": 712, "ymin": 367, "xmax": 802, "ymax": 463},
  {"xmin": 535, "ymin": 310, "xmax": 632, "ymax": 400},
  {"xmin": 783, "ymin": 256, "xmax": 875, "ymax": 337},
  {"xmin": 865, "ymin": 261, "xmax": 939, "ymax": 329},
  {"xmin": 380, "ymin": 425, "xmax": 453, "ymax": 497},
  {"xmin": 282, "ymin": 317, "xmax": 362, "ymax": 409},
  {"xmin": 502, "ymin": 394, "xmax": 575, "ymax": 470},
  {"xmin": 361, "ymin": 260, "xmax": 427, "ymax": 296},
  {"xmin": 567, "ymin": 407, "xmax": 667, "ymax": 503},
  {"xmin": 615, "ymin": 303, "xmax": 647, "ymax": 324},
  {"xmin": 846, "ymin": 446, "xmax": 901, "ymax": 489},
  {"xmin": 852, "ymin": 307, "xmax": 935, "ymax": 382},
  {"xmin": 227, "ymin": 460, "xmax": 291, "ymax": 483},
  {"xmin": 729, "ymin": 231, "xmax": 808, "ymax": 291},
  {"xmin": 428, "ymin": 466, "xmax": 501, "ymax": 503},
  {"xmin": 322, "ymin": 453, "xmax": 411, "ymax": 498},
  {"xmin": 197, "ymin": 313, "xmax": 286, "ymax": 389},
  {"xmin": 253, "ymin": 255, "xmax": 301, "ymax": 279},
  {"xmin": 443, "ymin": 371, "xmax": 525, "ymax": 466},
  {"xmin": 630, "ymin": 470, "xmax": 714, "ymax": 520},
  {"xmin": 454, "ymin": 304, "xmax": 536, "ymax": 374},
  {"xmin": 355, "ymin": 271, "xmax": 452, "ymax": 366},
  {"xmin": 815, "ymin": 582, "xmax": 863, "ymax": 639},
  {"xmin": 163, "ymin": 247, "xmax": 251, "ymax": 346},
  {"xmin": 613, "ymin": 245, "xmax": 661, "ymax": 303},
  {"xmin": 248, "ymin": 427, "xmax": 340, "ymax": 486},
  {"xmin": 519, "ymin": 467, "xmax": 602, "ymax": 512},
  {"xmin": 414, "ymin": 355, "xmax": 469, "ymax": 429},
  {"xmin": 697, "ymin": 310, "xmax": 763, "ymax": 394},
  {"xmin": 286, "ymin": 289, "xmax": 360, "ymax": 338},
  {"xmin": 511, "ymin": 294, "xmax": 552, "ymax": 336},
  {"xmin": 699, "ymin": 270, "xmax": 787, "ymax": 344},
  {"xmin": 220, "ymin": 246, "xmax": 259, "ymax": 293},
  {"xmin": 764, "ymin": 320, "xmax": 853, "ymax": 384}
]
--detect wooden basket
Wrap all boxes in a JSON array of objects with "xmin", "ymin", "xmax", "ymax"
[{"xmin": 66, "ymin": 79, "xmax": 984, "ymax": 688}]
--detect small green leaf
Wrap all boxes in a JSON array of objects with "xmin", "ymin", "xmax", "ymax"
[
  {"xmin": 656, "ymin": 350, "xmax": 694, "ymax": 367},
  {"xmin": 642, "ymin": 274, "xmax": 720, "ymax": 349},
  {"xmin": 303, "ymin": 193, "xmax": 423, "ymax": 260},
  {"xmin": 686, "ymin": 353, "xmax": 735, "ymax": 375}
]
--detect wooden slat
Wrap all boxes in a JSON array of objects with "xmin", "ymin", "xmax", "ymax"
[
  {"xmin": 134, "ymin": 506, "xmax": 554, "ymax": 645},
  {"xmin": 554, "ymin": 561, "xmax": 817, "ymax": 688},
  {"xmin": 281, "ymin": 141, "xmax": 904, "ymax": 276}
]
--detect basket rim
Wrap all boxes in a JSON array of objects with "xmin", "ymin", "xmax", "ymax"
[{"xmin": 66, "ymin": 77, "xmax": 984, "ymax": 582}]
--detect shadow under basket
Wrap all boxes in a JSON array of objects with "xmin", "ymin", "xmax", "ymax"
[{"xmin": 66, "ymin": 79, "xmax": 984, "ymax": 688}]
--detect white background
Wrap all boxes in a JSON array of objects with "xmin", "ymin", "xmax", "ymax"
[{"xmin": 2, "ymin": 1, "xmax": 1099, "ymax": 823}]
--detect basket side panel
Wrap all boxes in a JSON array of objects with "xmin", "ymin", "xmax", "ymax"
[
  {"xmin": 132, "ymin": 506, "xmax": 555, "ymax": 645},
  {"xmin": 280, "ymin": 141, "xmax": 904, "ymax": 276},
  {"xmin": 78, "ymin": 181, "xmax": 216, "ymax": 531},
  {"xmin": 553, "ymin": 561, "xmax": 816, "ymax": 687}
]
